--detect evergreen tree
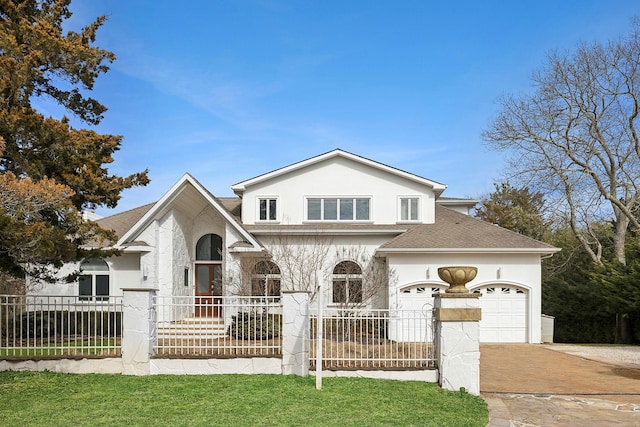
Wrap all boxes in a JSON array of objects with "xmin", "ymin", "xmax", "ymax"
[
  {"xmin": 0, "ymin": 1, "xmax": 149, "ymax": 279},
  {"xmin": 475, "ymin": 182, "xmax": 549, "ymax": 241}
]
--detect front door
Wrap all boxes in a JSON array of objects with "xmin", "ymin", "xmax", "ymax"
[{"xmin": 195, "ymin": 264, "xmax": 222, "ymax": 317}]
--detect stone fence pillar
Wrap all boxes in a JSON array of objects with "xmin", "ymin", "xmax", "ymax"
[
  {"xmin": 121, "ymin": 288, "xmax": 157, "ymax": 375},
  {"xmin": 281, "ymin": 291, "xmax": 310, "ymax": 376},
  {"xmin": 434, "ymin": 293, "xmax": 481, "ymax": 395}
]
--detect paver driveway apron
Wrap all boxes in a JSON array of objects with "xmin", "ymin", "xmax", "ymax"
[{"xmin": 481, "ymin": 344, "xmax": 640, "ymax": 426}]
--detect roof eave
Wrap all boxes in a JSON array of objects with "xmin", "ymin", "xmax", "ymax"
[
  {"xmin": 249, "ymin": 228, "xmax": 407, "ymax": 236},
  {"xmin": 376, "ymin": 247, "xmax": 561, "ymax": 255},
  {"xmin": 231, "ymin": 149, "xmax": 447, "ymax": 193},
  {"xmin": 118, "ymin": 173, "xmax": 263, "ymax": 251},
  {"xmin": 120, "ymin": 245, "xmax": 154, "ymax": 253}
]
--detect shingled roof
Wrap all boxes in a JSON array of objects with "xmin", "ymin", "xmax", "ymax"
[
  {"xmin": 92, "ymin": 199, "xmax": 556, "ymax": 254},
  {"xmin": 378, "ymin": 205, "xmax": 557, "ymax": 252},
  {"xmin": 96, "ymin": 203, "xmax": 155, "ymax": 244}
]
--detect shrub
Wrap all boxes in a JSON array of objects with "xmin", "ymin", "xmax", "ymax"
[
  {"xmin": 13, "ymin": 311, "xmax": 122, "ymax": 339},
  {"xmin": 227, "ymin": 312, "xmax": 281, "ymax": 340}
]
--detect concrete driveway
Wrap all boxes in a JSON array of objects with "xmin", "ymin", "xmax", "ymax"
[{"xmin": 481, "ymin": 344, "xmax": 640, "ymax": 426}]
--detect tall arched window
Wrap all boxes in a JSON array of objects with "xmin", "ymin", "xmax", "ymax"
[
  {"xmin": 196, "ymin": 234, "xmax": 223, "ymax": 261},
  {"xmin": 332, "ymin": 260, "xmax": 362, "ymax": 304},
  {"xmin": 251, "ymin": 260, "xmax": 281, "ymax": 297},
  {"xmin": 79, "ymin": 258, "xmax": 109, "ymax": 301}
]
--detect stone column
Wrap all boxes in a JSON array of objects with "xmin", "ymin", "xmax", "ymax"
[
  {"xmin": 121, "ymin": 288, "xmax": 157, "ymax": 375},
  {"xmin": 281, "ymin": 291, "xmax": 310, "ymax": 376},
  {"xmin": 434, "ymin": 293, "xmax": 481, "ymax": 395}
]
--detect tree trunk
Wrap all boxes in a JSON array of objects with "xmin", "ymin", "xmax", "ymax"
[
  {"xmin": 612, "ymin": 210, "xmax": 629, "ymax": 265},
  {"xmin": 615, "ymin": 313, "xmax": 634, "ymax": 344}
]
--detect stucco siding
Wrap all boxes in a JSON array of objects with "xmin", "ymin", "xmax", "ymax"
[
  {"xmin": 387, "ymin": 252, "xmax": 542, "ymax": 343},
  {"xmin": 241, "ymin": 157, "xmax": 436, "ymax": 225},
  {"xmin": 27, "ymin": 253, "xmax": 141, "ymax": 297},
  {"xmin": 171, "ymin": 208, "xmax": 193, "ymax": 297},
  {"xmin": 254, "ymin": 234, "xmax": 390, "ymax": 308}
]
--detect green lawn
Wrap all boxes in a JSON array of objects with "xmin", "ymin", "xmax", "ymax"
[
  {"xmin": 0, "ymin": 339, "xmax": 120, "ymax": 357},
  {"xmin": 0, "ymin": 371, "xmax": 488, "ymax": 426}
]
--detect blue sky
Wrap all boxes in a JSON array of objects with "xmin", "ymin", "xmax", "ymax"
[{"xmin": 51, "ymin": 1, "xmax": 638, "ymax": 216}]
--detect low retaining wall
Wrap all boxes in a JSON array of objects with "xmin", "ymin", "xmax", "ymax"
[
  {"xmin": 0, "ymin": 357, "xmax": 437, "ymax": 380},
  {"xmin": 0, "ymin": 357, "xmax": 281, "ymax": 376},
  {"xmin": 0, "ymin": 358, "xmax": 122, "ymax": 374},
  {"xmin": 150, "ymin": 357, "xmax": 281, "ymax": 375}
]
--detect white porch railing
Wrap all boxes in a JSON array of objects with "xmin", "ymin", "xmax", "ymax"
[
  {"xmin": 0, "ymin": 295, "xmax": 122, "ymax": 357},
  {"xmin": 154, "ymin": 296, "xmax": 282, "ymax": 357},
  {"xmin": 310, "ymin": 308, "xmax": 435, "ymax": 369}
]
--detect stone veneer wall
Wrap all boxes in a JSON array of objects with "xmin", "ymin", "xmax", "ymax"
[{"xmin": 434, "ymin": 293, "xmax": 481, "ymax": 395}]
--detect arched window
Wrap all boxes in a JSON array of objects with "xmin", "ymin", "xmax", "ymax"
[
  {"xmin": 332, "ymin": 261, "xmax": 362, "ymax": 304},
  {"xmin": 79, "ymin": 258, "xmax": 109, "ymax": 301},
  {"xmin": 196, "ymin": 234, "xmax": 223, "ymax": 261},
  {"xmin": 251, "ymin": 260, "xmax": 281, "ymax": 297}
]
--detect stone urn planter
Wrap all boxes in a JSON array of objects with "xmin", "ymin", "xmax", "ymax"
[{"xmin": 437, "ymin": 266, "xmax": 478, "ymax": 293}]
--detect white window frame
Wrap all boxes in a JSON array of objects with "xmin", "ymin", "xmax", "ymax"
[
  {"xmin": 257, "ymin": 196, "xmax": 279, "ymax": 222},
  {"xmin": 397, "ymin": 196, "xmax": 421, "ymax": 223},
  {"xmin": 331, "ymin": 260, "xmax": 363, "ymax": 305},
  {"xmin": 251, "ymin": 260, "xmax": 281, "ymax": 300},
  {"xmin": 78, "ymin": 258, "xmax": 110, "ymax": 301},
  {"xmin": 305, "ymin": 196, "xmax": 372, "ymax": 222}
]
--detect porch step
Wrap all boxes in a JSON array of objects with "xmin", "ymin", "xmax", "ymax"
[{"xmin": 157, "ymin": 317, "xmax": 227, "ymax": 339}]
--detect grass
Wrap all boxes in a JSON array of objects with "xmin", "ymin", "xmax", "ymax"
[
  {"xmin": 0, "ymin": 372, "xmax": 488, "ymax": 426},
  {"xmin": 0, "ymin": 338, "xmax": 120, "ymax": 357}
]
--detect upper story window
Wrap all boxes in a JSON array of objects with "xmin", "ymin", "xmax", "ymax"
[
  {"xmin": 259, "ymin": 198, "xmax": 277, "ymax": 221},
  {"xmin": 399, "ymin": 197, "xmax": 420, "ymax": 222},
  {"xmin": 79, "ymin": 258, "xmax": 109, "ymax": 301},
  {"xmin": 196, "ymin": 233, "xmax": 223, "ymax": 261},
  {"xmin": 307, "ymin": 197, "xmax": 370, "ymax": 221}
]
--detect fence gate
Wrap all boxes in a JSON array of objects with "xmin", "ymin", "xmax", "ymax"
[{"xmin": 310, "ymin": 307, "xmax": 435, "ymax": 370}]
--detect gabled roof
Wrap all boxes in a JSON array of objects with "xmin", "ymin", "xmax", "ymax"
[
  {"xmin": 92, "ymin": 172, "xmax": 557, "ymax": 256},
  {"xmin": 376, "ymin": 206, "xmax": 559, "ymax": 254},
  {"xmin": 231, "ymin": 148, "xmax": 447, "ymax": 196},
  {"xmin": 115, "ymin": 174, "xmax": 263, "ymax": 252}
]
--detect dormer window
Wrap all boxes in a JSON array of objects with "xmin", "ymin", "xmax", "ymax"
[
  {"xmin": 306, "ymin": 197, "xmax": 370, "ymax": 221},
  {"xmin": 258, "ymin": 198, "xmax": 277, "ymax": 221}
]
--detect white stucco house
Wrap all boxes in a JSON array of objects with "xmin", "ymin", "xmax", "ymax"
[{"xmin": 29, "ymin": 149, "xmax": 559, "ymax": 343}]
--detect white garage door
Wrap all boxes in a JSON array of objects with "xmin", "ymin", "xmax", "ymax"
[
  {"xmin": 474, "ymin": 286, "xmax": 528, "ymax": 343},
  {"xmin": 397, "ymin": 285, "xmax": 447, "ymax": 311},
  {"xmin": 395, "ymin": 285, "xmax": 446, "ymax": 342}
]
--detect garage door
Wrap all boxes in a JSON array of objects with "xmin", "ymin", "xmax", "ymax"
[
  {"xmin": 395, "ymin": 285, "xmax": 446, "ymax": 342},
  {"xmin": 397, "ymin": 285, "xmax": 447, "ymax": 311},
  {"xmin": 474, "ymin": 286, "xmax": 528, "ymax": 343}
]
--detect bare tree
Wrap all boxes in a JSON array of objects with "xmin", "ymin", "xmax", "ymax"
[
  {"xmin": 268, "ymin": 231, "xmax": 333, "ymax": 302},
  {"xmin": 225, "ymin": 231, "xmax": 394, "ymax": 309},
  {"xmin": 225, "ymin": 230, "xmax": 333, "ymax": 301},
  {"xmin": 328, "ymin": 245, "xmax": 396, "ymax": 309},
  {"xmin": 484, "ymin": 20, "xmax": 640, "ymax": 265}
]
